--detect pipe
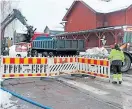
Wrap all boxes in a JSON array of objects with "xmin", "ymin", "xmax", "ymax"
[{"xmin": 0, "ymin": 87, "xmax": 53, "ymax": 109}]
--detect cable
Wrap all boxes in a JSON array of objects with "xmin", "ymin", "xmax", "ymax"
[{"xmin": 0, "ymin": 87, "xmax": 53, "ymax": 109}]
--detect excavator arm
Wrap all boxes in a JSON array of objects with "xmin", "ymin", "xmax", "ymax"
[{"xmin": 1, "ymin": 9, "xmax": 36, "ymax": 55}]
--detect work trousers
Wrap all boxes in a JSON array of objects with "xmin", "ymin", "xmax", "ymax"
[
  {"xmin": 111, "ymin": 60, "xmax": 123, "ymax": 82},
  {"xmin": 111, "ymin": 65, "xmax": 122, "ymax": 74}
]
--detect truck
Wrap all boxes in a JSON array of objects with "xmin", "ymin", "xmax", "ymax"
[
  {"xmin": 1, "ymin": 9, "xmax": 85, "ymax": 57},
  {"xmin": 120, "ymin": 26, "xmax": 132, "ymax": 72},
  {"xmin": 29, "ymin": 36, "xmax": 85, "ymax": 57}
]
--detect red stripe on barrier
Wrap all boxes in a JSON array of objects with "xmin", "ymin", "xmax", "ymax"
[
  {"xmin": 88, "ymin": 59, "xmax": 91, "ymax": 64},
  {"xmin": 45, "ymin": 58, "xmax": 47, "ymax": 64},
  {"xmin": 28, "ymin": 58, "xmax": 33, "ymax": 64},
  {"xmin": 10, "ymin": 58, "xmax": 15, "ymax": 64},
  {"xmin": 94, "ymin": 60, "xmax": 97, "ymax": 65},
  {"xmin": 106, "ymin": 61, "xmax": 109, "ymax": 66},
  {"xmin": 100, "ymin": 74, "xmax": 104, "ymax": 77},
  {"xmin": 10, "ymin": 74, "xmax": 15, "ymax": 77},
  {"xmin": 93, "ymin": 73, "xmax": 97, "ymax": 76},
  {"xmin": 28, "ymin": 74, "xmax": 33, "ymax": 76},
  {"xmin": 88, "ymin": 72, "xmax": 91, "ymax": 74},
  {"xmin": 2, "ymin": 75, "xmax": 5, "ymax": 77},
  {"xmin": 36, "ymin": 74, "xmax": 41, "ymax": 76},
  {"xmin": 70, "ymin": 58, "xmax": 73, "ymax": 62},
  {"xmin": 19, "ymin": 74, "xmax": 24, "ymax": 77},
  {"xmin": 54, "ymin": 58, "xmax": 57, "ymax": 64},
  {"xmin": 3, "ymin": 58, "xmax": 5, "ymax": 64},
  {"xmin": 65, "ymin": 58, "xmax": 68, "ymax": 63},
  {"xmin": 20, "ymin": 58, "xmax": 24, "ymax": 64},
  {"xmin": 60, "ymin": 58, "xmax": 62, "ymax": 63},
  {"xmin": 100, "ymin": 60, "xmax": 103, "ymax": 66},
  {"xmin": 37, "ymin": 58, "xmax": 41, "ymax": 64},
  {"xmin": 82, "ymin": 58, "xmax": 85, "ymax": 63},
  {"xmin": 78, "ymin": 58, "xmax": 79, "ymax": 62}
]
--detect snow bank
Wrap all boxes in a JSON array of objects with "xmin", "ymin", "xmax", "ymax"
[
  {"xmin": 80, "ymin": 47, "xmax": 109, "ymax": 57},
  {"xmin": 0, "ymin": 70, "xmax": 17, "ymax": 109},
  {"xmin": 0, "ymin": 89, "xmax": 17, "ymax": 109}
]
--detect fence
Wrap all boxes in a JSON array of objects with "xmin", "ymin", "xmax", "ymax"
[
  {"xmin": 77, "ymin": 57, "xmax": 110, "ymax": 79},
  {"xmin": 1, "ymin": 56, "xmax": 110, "ymax": 79}
]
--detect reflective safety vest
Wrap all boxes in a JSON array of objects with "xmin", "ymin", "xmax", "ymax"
[{"xmin": 108, "ymin": 49, "xmax": 125, "ymax": 62}]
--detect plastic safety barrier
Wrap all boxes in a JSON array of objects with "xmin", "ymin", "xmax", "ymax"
[
  {"xmin": 2, "ymin": 57, "xmax": 48, "ymax": 78},
  {"xmin": 1, "ymin": 56, "xmax": 110, "ymax": 79},
  {"xmin": 77, "ymin": 57, "xmax": 110, "ymax": 78}
]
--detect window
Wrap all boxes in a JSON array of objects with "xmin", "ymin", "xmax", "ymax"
[{"xmin": 123, "ymin": 32, "xmax": 132, "ymax": 43}]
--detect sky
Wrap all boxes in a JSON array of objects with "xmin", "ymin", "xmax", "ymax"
[{"xmin": 12, "ymin": 0, "xmax": 132, "ymax": 33}]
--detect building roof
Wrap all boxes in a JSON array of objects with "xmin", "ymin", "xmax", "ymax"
[
  {"xmin": 44, "ymin": 26, "xmax": 64, "ymax": 36},
  {"xmin": 63, "ymin": 0, "xmax": 132, "ymax": 21},
  {"xmin": 50, "ymin": 30, "xmax": 64, "ymax": 36},
  {"xmin": 55, "ymin": 26, "xmax": 124, "ymax": 36}
]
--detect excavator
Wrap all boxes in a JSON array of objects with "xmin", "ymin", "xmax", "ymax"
[
  {"xmin": 1, "ymin": 9, "xmax": 36, "ymax": 55},
  {"xmin": 119, "ymin": 26, "xmax": 132, "ymax": 72}
]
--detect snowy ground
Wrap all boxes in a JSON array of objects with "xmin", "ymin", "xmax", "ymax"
[{"xmin": 0, "ymin": 89, "xmax": 17, "ymax": 109}]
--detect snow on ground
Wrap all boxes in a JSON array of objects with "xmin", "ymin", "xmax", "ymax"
[
  {"xmin": 80, "ymin": 47, "xmax": 109, "ymax": 57},
  {"xmin": 0, "ymin": 71, "xmax": 17, "ymax": 109},
  {"xmin": 0, "ymin": 89, "xmax": 17, "ymax": 109}
]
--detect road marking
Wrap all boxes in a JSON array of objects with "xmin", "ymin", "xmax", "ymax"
[{"xmin": 58, "ymin": 77, "xmax": 109, "ymax": 95}]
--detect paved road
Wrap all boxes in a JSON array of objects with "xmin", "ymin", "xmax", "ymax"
[
  {"xmin": 2, "ymin": 77, "xmax": 124, "ymax": 109},
  {"xmin": 2, "ymin": 68, "xmax": 132, "ymax": 109}
]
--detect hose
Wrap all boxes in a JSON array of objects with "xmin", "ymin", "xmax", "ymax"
[{"xmin": 0, "ymin": 87, "xmax": 53, "ymax": 109}]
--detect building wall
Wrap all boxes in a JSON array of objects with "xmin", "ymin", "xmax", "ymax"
[
  {"xmin": 96, "ymin": 13, "xmax": 105, "ymax": 28},
  {"xmin": 105, "ymin": 10, "xmax": 126, "ymax": 27},
  {"xmin": 126, "ymin": 6, "xmax": 132, "ymax": 25},
  {"xmin": 65, "ymin": 2, "xmax": 96, "ymax": 32}
]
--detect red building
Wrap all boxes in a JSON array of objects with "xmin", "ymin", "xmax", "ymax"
[
  {"xmin": 56, "ymin": 1, "xmax": 132, "ymax": 49},
  {"xmin": 63, "ymin": 1, "xmax": 132, "ymax": 32}
]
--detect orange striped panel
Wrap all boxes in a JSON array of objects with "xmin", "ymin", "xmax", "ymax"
[
  {"xmin": 54, "ymin": 57, "xmax": 75, "ymax": 63},
  {"xmin": 54, "ymin": 58, "xmax": 62, "ymax": 63},
  {"xmin": 85, "ymin": 58, "xmax": 88, "ymax": 63},
  {"xmin": 3, "ymin": 57, "xmax": 16, "ymax": 64},
  {"xmin": 80, "ymin": 58, "xmax": 109, "ymax": 66},
  {"xmin": 54, "ymin": 58, "xmax": 57, "ymax": 64},
  {"xmin": 97, "ymin": 60, "xmax": 100, "ymax": 65},
  {"xmin": 78, "ymin": 58, "xmax": 85, "ymax": 63},
  {"xmin": 3, "ymin": 57, "xmax": 47, "ymax": 64},
  {"xmin": 90, "ymin": 59, "xmax": 94, "ymax": 64},
  {"xmin": 41, "ymin": 58, "xmax": 47, "ymax": 64},
  {"xmin": 100, "ymin": 60, "xmax": 109, "ymax": 66}
]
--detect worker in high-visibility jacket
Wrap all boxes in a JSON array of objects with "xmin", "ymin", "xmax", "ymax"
[{"xmin": 108, "ymin": 44, "xmax": 125, "ymax": 84}]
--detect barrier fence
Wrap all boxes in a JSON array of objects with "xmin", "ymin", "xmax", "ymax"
[{"xmin": 1, "ymin": 56, "xmax": 110, "ymax": 79}]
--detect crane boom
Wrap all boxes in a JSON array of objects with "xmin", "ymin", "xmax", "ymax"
[{"xmin": 0, "ymin": 9, "xmax": 36, "ymax": 55}]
